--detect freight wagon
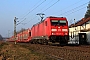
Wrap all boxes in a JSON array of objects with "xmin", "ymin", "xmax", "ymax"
[
  {"xmin": 7, "ymin": 29, "xmax": 31, "ymax": 43},
  {"xmin": 16, "ymin": 28, "xmax": 31, "ymax": 42}
]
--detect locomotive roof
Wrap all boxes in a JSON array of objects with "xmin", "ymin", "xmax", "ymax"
[
  {"xmin": 32, "ymin": 16, "xmax": 66, "ymax": 27},
  {"xmin": 47, "ymin": 16, "xmax": 66, "ymax": 18}
]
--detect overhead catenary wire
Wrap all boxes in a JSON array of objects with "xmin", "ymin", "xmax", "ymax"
[
  {"xmin": 67, "ymin": 6, "xmax": 87, "ymax": 25},
  {"xmin": 27, "ymin": 0, "xmax": 59, "ymax": 22},
  {"xmin": 18, "ymin": 0, "xmax": 42, "ymax": 20},
  {"xmin": 58, "ymin": 1, "xmax": 88, "ymax": 16},
  {"xmin": 29, "ymin": 0, "xmax": 85, "ymax": 23},
  {"xmin": 19, "ymin": 0, "xmax": 88, "ymax": 27},
  {"xmin": 26, "ymin": 0, "xmax": 86, "ymax": 26},
  {"xmin": 38, "ymin": 0, "xmax": 54, "ymax": 12},
  {"xmin": 25, "ymin": 16, "xmax": 37, "ymax": 25},
  {"xmin": 42, "ymin": 0, "xmax": 60, "ymax": 12},
  {"xmin": 22, "ymin": 0, "xmax": 46, "ymax": 19},
  {"xmin": 65, "ymin": 6, "xmax": 87, "ymax": 16},
  {"xmin": 53, "ymin": 0, "xmax": 84, "ymax": 14},
  {"xmin": 17, "ymin": 18, "xmax": 26, "ymax": 25},
  {"xmin": 25, "ymin": 0, "xmax": 60, "ymax": 25},
  {"xmin": 17, "ymin": 0, "xmax": 46, "ymax": 26}
]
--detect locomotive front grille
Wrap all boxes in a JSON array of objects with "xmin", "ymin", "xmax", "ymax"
[{"xmin": 49, "ymin": 35, "xmax": 69, "ymax": 42}]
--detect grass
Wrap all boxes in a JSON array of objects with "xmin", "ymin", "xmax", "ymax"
[{"xmin": 0, "ymin": 42, "xmax": 54, "ymax": 60}]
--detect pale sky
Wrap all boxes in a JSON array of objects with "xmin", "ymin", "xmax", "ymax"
[{"xmin": 0, "ymin": 0, "xmax": 89, "ymax": 37}]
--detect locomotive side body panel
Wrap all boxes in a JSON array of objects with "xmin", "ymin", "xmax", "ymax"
[
  {"xmin": 45, "ymin": 18, "xmax": 51, "ymax": 37},
  {"xmin": 31, "ymin": 16, "xmax": 69, "ymax": 45}
]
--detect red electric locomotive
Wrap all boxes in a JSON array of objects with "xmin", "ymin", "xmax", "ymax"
[{"xmin": 31, "ymin": 16, "xmax": 69, "ymax": 45}]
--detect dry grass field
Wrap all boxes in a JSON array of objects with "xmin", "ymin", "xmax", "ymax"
[{"xmin": 0, "ymin": 42, "xmax": 53, "ymax": 60}]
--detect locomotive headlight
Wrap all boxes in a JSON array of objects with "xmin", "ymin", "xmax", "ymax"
[
  {"xmin": 65, "ymin": 33, "xmax": 68, "ymax": 35},
  {"xmin": 51, "ymin": 29, "xmax": 57, "ymax": 31},
  {"xmin": 52, "ymin": 33, "xmax": 55, "ymax": 35},
  {"xmin": 52, "ymin": 33, "xmax": 54, "ymax": 35},
  {"xmin": 62, "ymin": 29, "xmax": 68, "ymax": 31}
]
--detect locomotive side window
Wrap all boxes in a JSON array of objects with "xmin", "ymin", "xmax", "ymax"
[
  {"xmin": 51, "ymin": 20, "xmax": 66, "ymax": 26},
  {"xmin": 45, "ymin": 21, "xmax": 47, "ymax": 26}
]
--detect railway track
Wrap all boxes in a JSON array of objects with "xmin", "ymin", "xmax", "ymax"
[{"xmin": 18, "ymin": 43, "xmax": 90, "ymax": 60}]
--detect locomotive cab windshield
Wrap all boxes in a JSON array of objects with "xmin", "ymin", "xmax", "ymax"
[{"xmin": 51, "ymin": 20, "xmax": 66, "ymax": 26}]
